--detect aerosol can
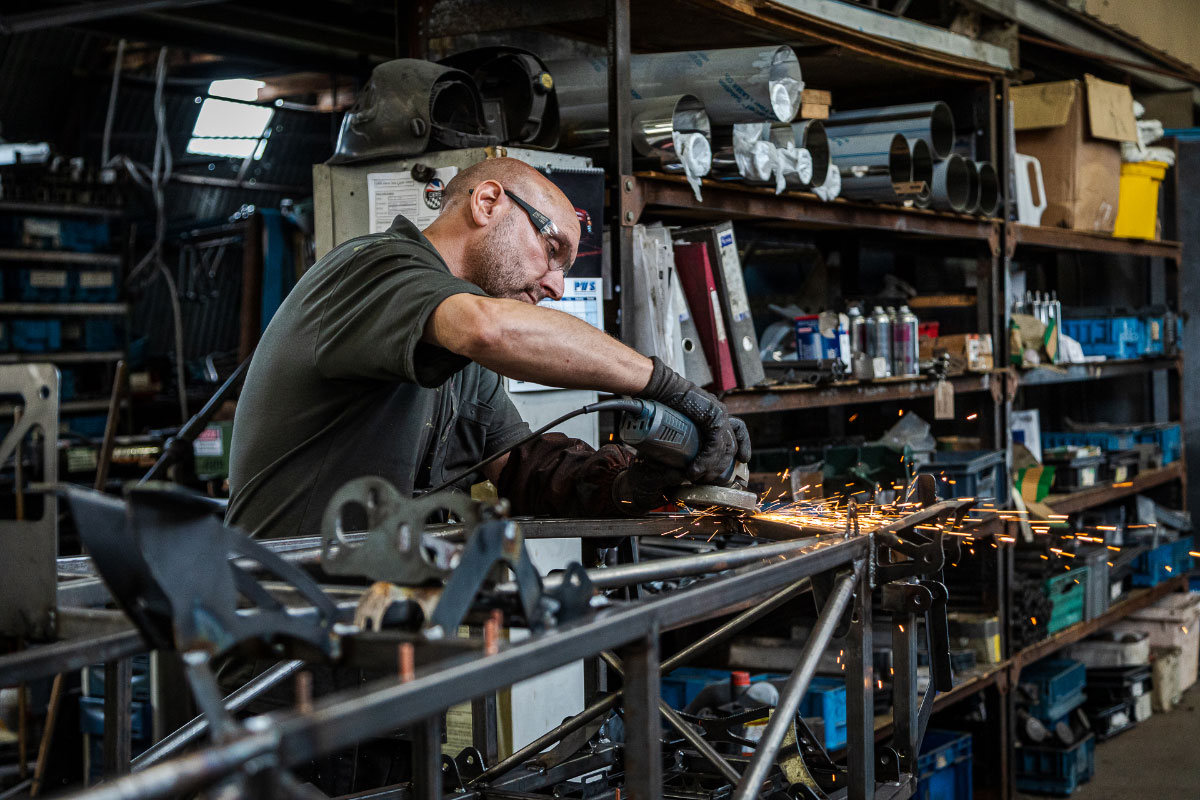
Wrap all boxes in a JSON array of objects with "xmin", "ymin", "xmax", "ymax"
[
  {"xmin": 893, "ymin": 305, "xmax": 919, "ymax": 377},
  {"xmin": 865, "ymin": 305, "xmax": 892, "ymax": 378},
  {"xmin": 846, "ymin": 306, "xmax": 866, "ymax": 357}
]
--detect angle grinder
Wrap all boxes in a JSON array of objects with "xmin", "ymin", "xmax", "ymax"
[{"xmin": 616, "ymin": 398, "xmax": 759, "ymax": 514}]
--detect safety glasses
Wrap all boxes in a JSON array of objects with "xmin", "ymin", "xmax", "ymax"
[{"xmin": 471, "ymin": 186, "xmax": 572, "ymax": 275}]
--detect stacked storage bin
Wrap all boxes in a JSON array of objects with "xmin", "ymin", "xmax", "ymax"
[
  {"xmin": 1109, "ymin": 592, "xmax": 1200, "ymax": 712},
  {"xmin": 1015, "ymin": 658, "xmax": 1095, "ymax": 795}
]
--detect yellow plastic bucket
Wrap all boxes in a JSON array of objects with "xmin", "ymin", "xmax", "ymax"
[{"xmin": 1113, "ymin": 160, "xmax": 1168, "ymax": 240}]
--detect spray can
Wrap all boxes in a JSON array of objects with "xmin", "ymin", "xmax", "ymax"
[
  {"xmin": 866, "ymin": 305, "xmax": 892, "ymax": 378},
  {"xmin": 847, "ymin": 306, "xmax": 866, "ymax": 357},
  {"xmin": 893, "ymin": 305, "xmax": 919, "ymax": 377}
]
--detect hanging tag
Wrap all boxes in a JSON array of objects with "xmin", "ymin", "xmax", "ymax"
[{"xmin": 934, "ymin": 378, "xmax": 955, "ymax": 420}]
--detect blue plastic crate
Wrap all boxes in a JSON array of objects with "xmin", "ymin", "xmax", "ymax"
[
  {"xmin": 11, "ymin": 319, "xmax": 61, "ymax": 352},
  {"xmin": 1016, "ymin": 734, "xmax": 1095, "ymax": 796},
  {"xmin": 916, "ymin": 730, "xmax": 973, "ymax": 800},
  {"xmin": 14, "ymin": 269, "xmax": 70, "ymax": 302},
  {"xmin": 930, "ymin": 450, "xmax": 1007, "ymax": 504},
  {"xmin": 1045, "ymin": 568, "xmax": 1089, "ymax": 634},
  {"xmin": 69, "ymin": 415, "xmax": 108, "ymax": 438},
  {"xmin": 1135, "ymin": 424, "xmax": 1181, "ymax": 465},
  {"xmin": 82, "ymin": 319, "xmax": 119, "ymax": 351},
  {"xmin": 1019, "ymin": 658, "xmax": 1087, "ymax": 723},
  {"xmin": 798, "ymin": 676, "xmax": 848, "ymax": 751},
  {"xmin": 79, "ymin": 696, "xmax": 149, "ymax": 741},
  {"xmin": 1133, "ymin": 536, "xmax": 1193, "ymax": 587},
  {"xmin": 73, "ymin": 270, "xmax": 119, "ymax": 302},
  {"xmin": 1042, "ymin": 430, "xmax": 1137, "ymax": 451},
  {"xmin": 661, "ymin": 668, "xmax": 730, "ymax": 710},
  {"xmin": 0, "ymin": 321, "xmax": 9, "ymax": 352},
  {"xmin": 58, "ymin": 219, "xmax": 111, "ymax": 252},
  {"xmin": 1062, "ymin": 318, "xmax": 1141, "ymax": 359},
  {"xmin": 60, "ymin": 368, "xmax": 76, "ymax": 401}
]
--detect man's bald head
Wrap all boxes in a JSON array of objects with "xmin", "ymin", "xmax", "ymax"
[{"xmin": 424, "ymin": 157, "xmax": 579, "ymax": 304}]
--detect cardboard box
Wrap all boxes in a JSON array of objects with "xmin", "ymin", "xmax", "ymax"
[
  {"xmin": 933, "ymin": 333, "xmax": 993, "ymax": 373},
  {"xmin": 1011, "ymin": 75, "xmax": 1137, "ymax": 233},
  {"xmin": 799, "ymin": 103, "xmax": 829, "ymax": 120},
  {"xmin": 801, "ymin": 88, "xmax": 831, "ymax": 105}
]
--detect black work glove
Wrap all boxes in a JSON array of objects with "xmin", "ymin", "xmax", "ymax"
[
  {"xmin": 636, "ymin": 356, "xmax": 752, "ymax": 486},
  {"xmin": 612, "ymin": 458, "xmax": 688, "ymax": 515}
]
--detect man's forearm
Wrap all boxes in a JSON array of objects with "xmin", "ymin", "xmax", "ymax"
[{"xmin": 427, "ymin": 294, "xmax": 653, "ymax": 394}]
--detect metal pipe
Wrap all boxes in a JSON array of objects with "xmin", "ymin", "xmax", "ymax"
[
  {"xmin": 830, "ymin": 132, "xmax": 911, "ymax": 201},
  {"xmin": 471, "ymin": 578, "xmax": 812, "ymax": 785},
  {"xmin": 550, "ymin": 46, "xmax": 803, "ymax": 124},
  {"xmin": 825, "ymin": 101, "xmax": 955, "ymax": 160},
  {"xmin": 501, "ymin": 534, "xmax": 825, "ymax": 594},
  {"xmin": 784, "ymin": 119, "xmax": 829, "ymax": 188},
  {"xmin": 909, "ymin": 138, "xmax": 933, "ymax": 194},
  {"xmin": 732, "ymin": 562, "xmax": 862, "ymax": 800},
  {"xmin": 975, "ymin": 161, "xmax": 1000, "ymax": 217},
  {"xmin": 131, "ymin": 660, "xmax": 304, "ymax": 771},
  {"xmin": 928, "ymin": 153, "xmax": 971, "ymax": 212},
  {"xmin": 962, "ymin": 159, "xmax": 981, "ymax": 214},
  {"xmin": 559, "ymin": 93, "xmax": 712, "ymax": 174}
]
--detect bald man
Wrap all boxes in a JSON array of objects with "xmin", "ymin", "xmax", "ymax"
[{"xmin": 227, "ymin": 158, "xmax": 750, "ymax": 538}]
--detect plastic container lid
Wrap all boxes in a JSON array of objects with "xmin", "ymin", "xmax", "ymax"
[{"xmin": 731, "ymin": 670, "xmax": 751, "ymax": 688}]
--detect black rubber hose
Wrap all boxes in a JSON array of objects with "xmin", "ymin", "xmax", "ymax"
[{"xmin": 426, "ymin": 397, "xmax": 645, "ymax": 495}]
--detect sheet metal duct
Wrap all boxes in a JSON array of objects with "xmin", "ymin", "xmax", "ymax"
[
  {"xmin": 830, "ymin": 132, "xmax": 911, "ymax": 202},
  {"xmin": 559, "ymin": 94, "xmax": 712, "ymax": 176},
  {"xmin": 825, "ymin": 101, "xmax": 955, "ymax": 160},
  {"xmin": 976, "ymin": 161, "xmax": 1000, "ymax": 217},
  {"xmin": 770, "ymin": 120, "xmax": 829, "ymax": 189},
  {"xmin": 550, "ymin": 46, "xmax": 803, "ymax": 125},
  {"xmin": 927, "ymin": 154, "xmax": 971, "ymax": 212},
  {"xmin": 439, "ymin": 47, "xmax": 559, "ymax": 148}
]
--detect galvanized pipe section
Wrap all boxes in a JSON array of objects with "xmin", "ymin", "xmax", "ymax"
[
  {"xmin": 131, "ymin": 660, "xmax": 304, "ymax": 771},
  {"xmin": 928, "ymin": 153, "xmax": 971, "ymax": 212},
  {"xmin": 731, "ymin": 561, "xmax": 862, "ymax": 800},
  {"xmin": 962, "ymin": 159, "xmax": 981, "ymax": 214},
  {"xmin": 550, "ymin": 46, "xmax": 803, "ymax": 124},
  {"xmin": 825, "ymin": 101, "xmax": 955, "ymax": 160},
  {"xmin": 559, "ymin": 93, "xmax": 712, "ymax": 174},
  {"xmin": 975, "ymin": 161, "xmax": 1000, "ymax": 217},
  {"xmin": 830, "ymin": 132, "xmax": 911, "ymax": 201}
]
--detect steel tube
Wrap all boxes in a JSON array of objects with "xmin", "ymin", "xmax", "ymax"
[
  {"xmin": 928, "ymin": 153, "xmax": 971, "ymax": 212},
  {"xmin": 731, "ymin": 562, "xmax": 862, "ymax": 800},
  {"xmin": 551, "ymin": 45, "xmax": 803, "ymax": 124},
  {"xmin": 132, "ymin": 660, "xmax": 304, "ymax": 771},
  {"xmin": 975, "ymin": 161, "xmax": 1000, "ymax": 217},
  {"xmin": 559, "ymin": 93, "xmax": 712, "ymax": 174},
  {"xmin": 963, "ymin": 158, "xmax": 981, "ymax": 214},
  {"xmin": 909, "ymin": 138, "xmax": 933, "ymax": 193},
  {"xmin": 787, "ymin": 119, "xmax": 830, "ymax": 188},
  {"xmin": 472, "ymin": 577, "xmax": 814, "ymax": 785},
  {"xmin": 825, "ymin": 101, "xmax": 955, "ymax": 160},
  {"xmin": 830, "ymin": 132, "xmax": 911, "ymax": 201}
]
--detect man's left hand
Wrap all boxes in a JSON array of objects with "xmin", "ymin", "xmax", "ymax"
[{"xmin": 612, "ymin": 458, "xmax": 688, "ymax": 514}]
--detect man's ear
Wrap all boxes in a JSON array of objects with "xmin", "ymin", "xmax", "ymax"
[{"xmin": 468, "ymin": 180, "xmax": 504, "ymax": 229}]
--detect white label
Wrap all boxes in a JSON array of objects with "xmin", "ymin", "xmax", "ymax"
[
  {"xmin": 78, "ymin": 271, "xmax": 114, "ymax": 288},
  {"xmin": 193, "ymin": 426, "xmax": 224, "ymax": 457},
  {"xmin": 742, "ymin": 335, "xmax": 753, "ymax": 352},
  {"xmin": 23, "ymin": 218, "xmax": 60, "ymax": 239},
  {"xmin": 934, "ymin": 378, "xmax": 955, "ymax": 420},
  {"xmin": 29, "ymin": 270, "xmax": 67, "ymax": 288},
  {"xmin": 367, "ymin": 167, "xmax": 459, "ymax": 233},
  {"xmin": 710, "ymin": 289, "xmax": 728, "ymax": 343},
  {"xmin": 508, "ymin": 279, "xmax": 604, "ymax": 393}
]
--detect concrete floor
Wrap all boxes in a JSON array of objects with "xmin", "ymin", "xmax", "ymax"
[{"xmin": 1015, "ymin": 683, "xmax": 1200, "ymax": 799}]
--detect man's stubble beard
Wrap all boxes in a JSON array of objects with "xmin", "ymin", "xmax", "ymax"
[{"xmin": 465, "ymin": 213, "xmax": 538, "ymax": 301}]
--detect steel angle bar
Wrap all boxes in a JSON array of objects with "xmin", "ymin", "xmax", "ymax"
[
  {"xmin": 731, "ymin": 561, "xmax": 862, "ymax": 800},
  {"xmin": 551, "ymin": 46, "xmax": 803, "ymax": 125},
  {"xmin": 826, "ymin": 102, "xmax": 956, "ymax": 160},
  {"xmin": 830, "ymin": 133, "xmax": 911, "ymax": 201},
  {"xmin": 0, "ymin": 629, "xmax": 144, "ymax": 687}
]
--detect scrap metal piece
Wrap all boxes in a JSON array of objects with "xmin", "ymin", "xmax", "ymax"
[
  {"xmin": 0, "ymin": 363, "xmax": 58, "ymax": 639},
  {"xmin": 673, "ymin": 484, "xmax": 760, "ymax": 514}
]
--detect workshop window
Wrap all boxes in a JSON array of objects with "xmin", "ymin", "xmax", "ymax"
[{"xmin": 186, "ymin": 78, "xmax": 273, "ymax": 160}]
